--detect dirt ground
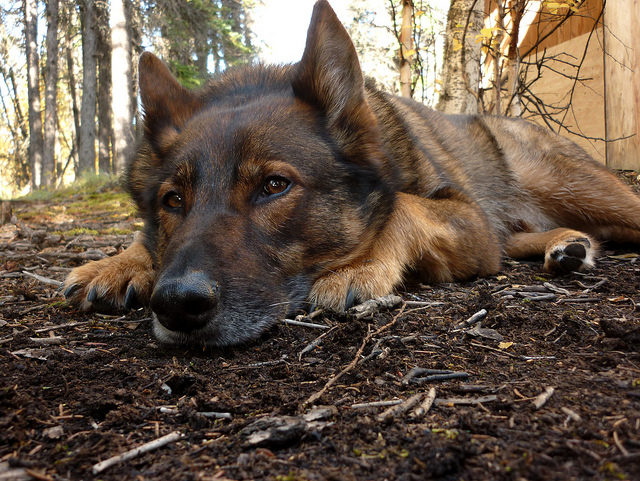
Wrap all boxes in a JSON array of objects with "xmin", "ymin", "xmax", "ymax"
[{"xmin": 1, "ymin": 175, "xmax": 640, "ymax": 481}]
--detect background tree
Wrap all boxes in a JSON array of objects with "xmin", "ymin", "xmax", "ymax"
[
  {"xmin": 42, "ymin": 0, "xmax": 59, "ymax": 186},
  {"xmin": 23, "ymin": 0, "xmax": 44, "ymax": 188},
  {"xmin": 110, "ymin": 0, "xmax": 135, "ymax": 174},
  {"xmin": 436, "ymin": 0, "xmax": 484, "ymax": 114},
  {"xmin": 78, "ymin": 0, "xmax": 97, "ymax": 176}
]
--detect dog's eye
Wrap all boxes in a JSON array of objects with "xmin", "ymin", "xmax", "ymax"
[
  {"xmin": 162, "ymin": 191, "xmax": 184, "ymax": 210},
  {"xmin": 262, "ymin": 177, "xmax": 290, "ymax": 197}
]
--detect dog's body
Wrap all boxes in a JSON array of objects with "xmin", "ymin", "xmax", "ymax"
[{"xmin": 64, "ymin": 0, "xmax": 640, "ymax": 348}]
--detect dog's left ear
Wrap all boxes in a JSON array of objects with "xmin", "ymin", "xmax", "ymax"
[{"xmin": 293, "ymin": 0, "xmax": 382, "ymax": 167}]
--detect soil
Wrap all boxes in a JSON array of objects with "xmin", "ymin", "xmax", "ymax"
[{"xmin": 1, "ymin": 175, "xmax": 640, "ymax": 481}]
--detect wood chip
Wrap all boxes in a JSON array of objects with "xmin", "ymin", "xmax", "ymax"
[{"xmin": 532, "ymin": 386, "xmax": 555, "ymax": 409}]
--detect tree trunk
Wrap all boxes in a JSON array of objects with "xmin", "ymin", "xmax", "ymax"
[
  {"xmin": 64, "ymin": 7, "xmax": 81, "ymax": 177},
  {"xmin": 399, "ymin": 0, "xmax": 413, "ymax": 98},
  {"xmin": 78, "ymin": 0, "xmax": 97, "ymax": 176},
  {"xmin": 96, "ymin": 0, "xmax": 112, "ymax": 174},
  {"xmin": 24, "ymin": 0, "xmax": 44, "ymax": 188},
  {"xmin": 43, "ymin": 0, "xmax": 59, "ymax": 187},
  {"xmin": 436, "ymin": 0, "xmax": 484, "ymax": 114},
  {"xmin": 110, "ymin": 0, "xmax": 136, "ymax": 174}
]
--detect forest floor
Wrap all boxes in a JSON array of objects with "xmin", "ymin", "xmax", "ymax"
[{"xmin": 1, "ymin": 175, "xmax": 640, "ymax": 481}]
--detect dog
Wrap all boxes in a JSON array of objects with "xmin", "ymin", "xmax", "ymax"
[{"xmin": 63, "ymin": 0, "xmax": 640, "ymax": 348}]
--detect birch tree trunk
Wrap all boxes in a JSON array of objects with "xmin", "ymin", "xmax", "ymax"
[
  {"xmin": 399, "ymin": 0, "xmax": 413, "ymax": 98},
  {"xmin": 110, "ymin": 0, "xmax": 135, "ymax": 174},
  {"xmin": 43, "ymin": 0, "xmax": 59, "ymax": 187},
  {"xmin": 24, "ymin": 0, "xmax": 44, "ymax": 188},
  {"xmin": 436, "ymin": 0, "xmax": 484, "ymax": 114},
  {"xmin": 78, "ymin": 0, "xmax": 97, "ymax": 175}
]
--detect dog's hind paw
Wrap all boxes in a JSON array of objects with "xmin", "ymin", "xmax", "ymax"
[
  {"xmin": 63, "ymin": 240, "xmax": 155, "ymax": 312},
  {"xmin": 544, "ymin": 237, "xmax": 596, "ymax": 274}
]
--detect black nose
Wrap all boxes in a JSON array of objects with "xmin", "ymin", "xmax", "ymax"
[{"xmin": 150, "ymin": 271, "xmax": 219, "ymax": 332}]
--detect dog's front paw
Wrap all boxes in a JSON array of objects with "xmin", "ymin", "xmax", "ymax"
[
  {"xmin": 544, "ymin": 237, "xmax": 596, "ymax": 274},
  {"xmin": 309, "ymin": 260, "xmax": 402, "ymax": 312},
  {"xmin": 63, "ymin": 241, "xmax": 154, "ymax": 312}
]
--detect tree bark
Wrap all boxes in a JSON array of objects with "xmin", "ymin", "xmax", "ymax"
[
  {"xmin": 64, "ymin": 4, "xmax": 80, "ymax": 177},
  {"xmin": 96, "ymin": 0, "xmax": 112, "ymax": 174},
  {"xmin": 436, "ymin": 0, "xmax": 484, "ymax": 114},
  {"xmin": 78, "ymin": 0, "xmax": 98, "ymax": 176},
  {"xmin": 43, "ymin": 0, "xmax": 59, "ymax": 187},
  {"xmin": 399, "ymin": 0, "xmax": 413, "ymax": 98},
  {"xmin": 24, "ymin": 0, "xmax": 44, "ymax": 188},
  {"xmin": 111, "ymin": 0, "xmax": 135, "ymax": 174}
]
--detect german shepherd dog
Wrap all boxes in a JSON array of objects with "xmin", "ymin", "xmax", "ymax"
[{"xmin": 64, "ymin": 0, "xmax": 640, "ymax": 348}]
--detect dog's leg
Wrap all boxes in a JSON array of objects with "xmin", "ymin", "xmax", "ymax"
[
  {"xmin": 310, "ymin": 193, "xmax": 502, "ymax": 310},
  {"xmin": 63, "ymin": 234, "xmax": 155, "ymax": 311},
  {"xmin": 505, "ymin": 228, "xmax": 598, "ymax": 274}
]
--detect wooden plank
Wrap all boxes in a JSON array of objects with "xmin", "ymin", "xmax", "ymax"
[
  {"xmin": 603, "ymin": 0, "xmax": 640, "ymax": 170},
  {"xmin": 522, "ymin": 28, "xmax": 605, "ymax": 162}
]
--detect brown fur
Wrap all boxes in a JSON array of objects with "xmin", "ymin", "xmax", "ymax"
[{"xmin": 63, "ymin": 0, "xmax": 640, "ymax": 348}]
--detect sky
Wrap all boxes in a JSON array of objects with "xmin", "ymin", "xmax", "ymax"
[{"xmin": 250, "ymin": 0, "xmax": 353, "ymax": 64}]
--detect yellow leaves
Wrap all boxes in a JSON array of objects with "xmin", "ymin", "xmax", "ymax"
[
  {"xmin": 498, "ymin": 341, "xmax": 513, "ymax": 350},
  {"xmin": 544, "ymin": 0, "xmax": 582, "ymax": 14},
  {"xmin": 452, "ymin": 38, "xmax": 463, "ymax": 52},
  {"xmin": 475, "ymin": 27, "xmax": 503, "ymax": 44}
]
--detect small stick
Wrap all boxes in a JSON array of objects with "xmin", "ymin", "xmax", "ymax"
[
  {"xmin": 543, "ymin": 282, "xmax": 571, "ymax": 296},
  {"xmin": 92, "ymin": 431, "xmax": 183, "ymax": 474},
  {"xmin": 351, "ymin": 399, "xmax": 403, "ymax": 409},
  {"xmin": 299, "ymin": 326, "xmax": 338, "ymax": 360},
  {"xmin": 377, "ymin": 393, "xmax": 424, "ymax": 422},
  {"xmin": 21, "ymin": 270, "xmax": 63, "ymax": 288},
  {"xmin": 410, "ymin": 372, "xmax": 469, "ymax": 384},
  {"xmin": 557, "ymin": 298, "xmax": 600, "ymax": 304},
  {"xmin": 402, "ymin": 368, "xmax": 457, "ymax": 385},
  {"xmin": 29, "ymin": 337, "xmax": 64, "ymax": 345},
  {"xmin": 452, "ymin": 309, "xmax": 487, "ymax": 330},
  {"xmin": 561, "ymin": 407, "xmax": 581, "ymax": 422},
  {"xmin": 613, "ymin": 431, "xmax": 629, "ymax": 456},
  {"xmin": 411, "ymin": 387, "xmax": 436, "ymax": 419},
  {"xmin": 282, "ymin": 318, "xmax": 330, "ymax": 329},
  {"xmin": 532, "ymin": 386, "xmax": 555, "ymax": 409}
]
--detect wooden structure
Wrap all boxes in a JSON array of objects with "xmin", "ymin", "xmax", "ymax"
[{"xmin": 486, "ymin": 0, "xmax": 639, "ymax": 169}]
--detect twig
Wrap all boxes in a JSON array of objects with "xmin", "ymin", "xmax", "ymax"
[
  {"xmin": 532, "ymin": 386, "xmax": 555, "ymax": 409},
  {"xmin": 402, "ymin": 367, "xmax": 460, "ymax": 386},
  {"xmin": 299, "ymin": 326, "xmax": 338, "ymax": 360},
  {"xmin": 351, "ymin": 399, "xmax": 403, "ymax": 409},
  {"xmin": 435, "ymin": 395, "xmax": 497, "ymax": 405},
  {"xmin": 410, "ymin": 372, "xmax": 470, "ymax": 384},
  {"xmin": 613, "ymin": 431, "xmax": 630, "ymax": 456},
  {"xmin": 377, "ymin": 393, "xmax": 424, "ymax": 422},
  {"xmin": 411, "ymin": 387, "xmax": 436, "ymax": 419},
  {"xmin": 452, "ymin": 309, "xmax": 487, "ymax": 330},
  {"xmin": 21, "ymin": 270, "xmax": 63, "ymax": 288},
  {"xmin": 304, "ymin": 303, "xmax": 407, "ymax": 405},
  {"xmin": 281, "ymin": 318, "xmax": 329, "ymax": 330},
  {"xmin": 92, "ymin": 431, "xmax": 183, "ymax": 474}
]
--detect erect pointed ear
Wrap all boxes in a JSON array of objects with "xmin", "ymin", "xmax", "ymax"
[
  {"xmin": 138, "ymin": 52, "xmax": 203, "ymax": 150},
  {"xmin": 293, "ymin": 0, "xmax": 367, "ymax": 126},
  {"xmin": 292, "ymin": 1, "xmax": 382, "ymax": 169}
]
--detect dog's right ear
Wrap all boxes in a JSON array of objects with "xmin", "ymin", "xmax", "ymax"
[{"xmin": 138, "ymin": 52, "xmax": 203, "ymax": 151}]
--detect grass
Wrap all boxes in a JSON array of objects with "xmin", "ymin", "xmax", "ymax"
[{"xmin": 13, "ymin": 174, "xmax": 140, "ymax": 235}]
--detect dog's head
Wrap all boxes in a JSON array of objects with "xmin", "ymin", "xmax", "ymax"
[{"xmin": 128, "ymin": 0, "xmax": 394, "ymax": 347}]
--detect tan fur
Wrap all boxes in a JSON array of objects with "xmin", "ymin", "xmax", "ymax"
[{"xmin": 64, "ymin": 235, "xmax": 154, "ymax": 310}]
